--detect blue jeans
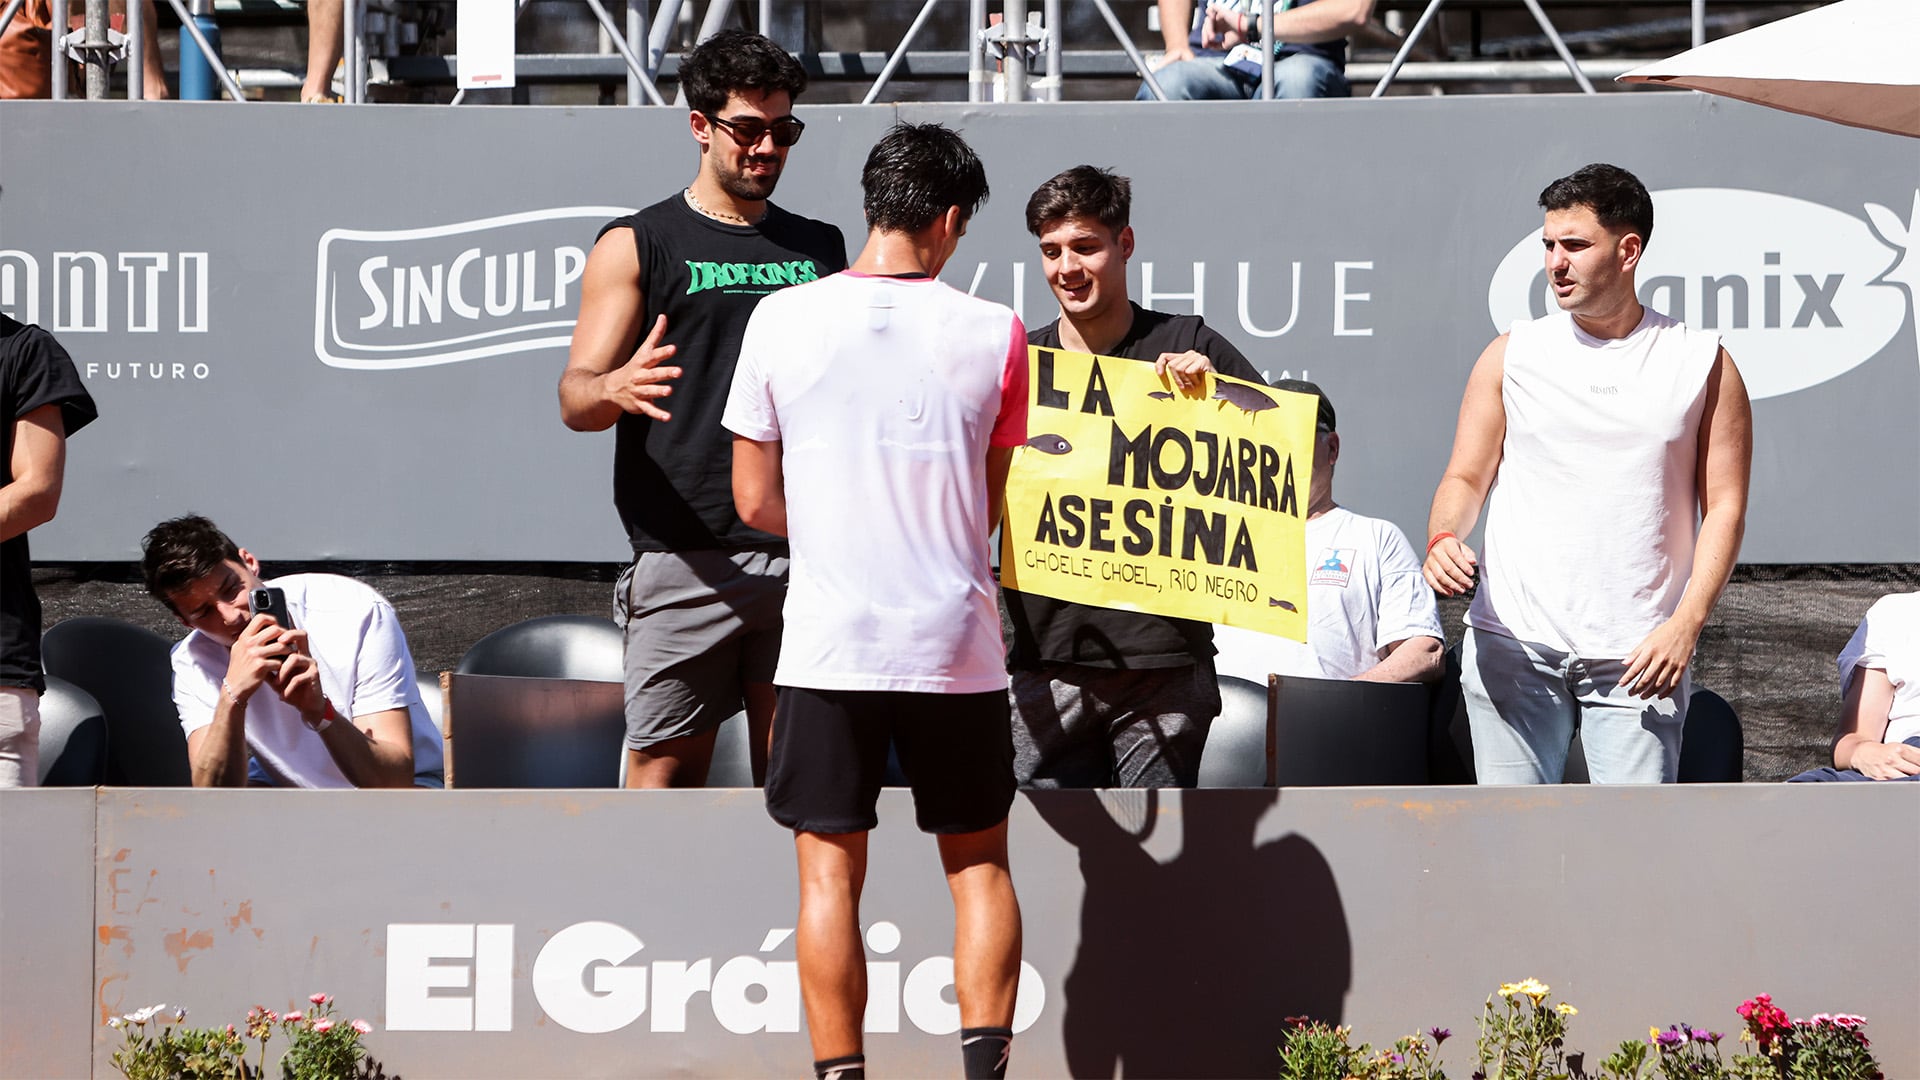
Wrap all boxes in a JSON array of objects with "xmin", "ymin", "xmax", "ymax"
[
  {"xmin": 1787, "ymin": 737, "xmax": 1920, "ymax": 782},
  {"xmin": 1461, "ymin": 626, "xmax": 1687, "ymax": 784},
  {"xmin": 1137, "ymin": 52, "xmax": 1350, "ymax": 101}
]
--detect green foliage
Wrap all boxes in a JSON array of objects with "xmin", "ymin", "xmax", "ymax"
[
  {"xmin": 1474, "ymin": 980, "xmax": 1577, "ymax": 1080},
  {"xmin": 1278, "ymin": 1017, "xmax": 1451, "ymax": 1080},
  {"xmin": 106, "ymin": 994, "xmax": 375, "ymax": 1080}
]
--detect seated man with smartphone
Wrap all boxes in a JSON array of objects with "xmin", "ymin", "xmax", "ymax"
[{"xmin": 140, "ymin": 514, "xmax": 443, "ymax": 788}]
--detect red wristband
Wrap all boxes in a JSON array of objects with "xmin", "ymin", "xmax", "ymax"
[{"xmin": 1426, "ymin": 531, "xmax": 1457, "ymax": 556}]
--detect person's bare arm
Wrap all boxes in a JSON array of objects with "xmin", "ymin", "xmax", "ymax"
[
  {"xmin": 0, "ymin": 405, "xmax": 67, "ymax": 544},
  {"xmin": 1830, "ymin": 668, "xmax": 1919, "ymax": 778},
  {"xmin": 185, "ymin": 697, "xmax": 252, "ymax": 788},
  {"xmin": 1256, "ymin": 0, "xmax": 1375, "ymax": 43},
  {"xmin": 1155, "ymin": 0, "xmax": 1196, "ymax": 65},
  {"xmin": 1423, "ymin": 335, "xmax": 1506, "ymax": 596},
  {"xmin": 1622, "ymin": 348, "xmax": 1752, "ymax": 698},
  {"xmin": 1355, "ymin": 635, "xmax": 1444, "ymax": 684},
  {"xmin": 732, "ymin": 436, "xmax": 787, "ymax": 537},
  {"xmin": 186, "ymin": 614, "xmax": 290, "ymax": 788},
  {"xmin": 558, "ymin": 230, "xmax": 682, "ymax": 432},
  {"xmin": 272, "ymin": 640, "xmax": 415, "ymax": 788}
]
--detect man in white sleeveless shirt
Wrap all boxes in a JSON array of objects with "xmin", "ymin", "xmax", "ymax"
[{"xmin": 1423, "ymin": 163, "xmax": 1752, "ymax": 784}]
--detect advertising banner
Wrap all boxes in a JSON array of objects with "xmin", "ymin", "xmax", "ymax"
[
  {"xmin": 1001, "ymin": 346, "xmax": 1316, "ymax": 638},
  {"xmin": 2, "ymin": 95, "xmax": 1914, "ymax": 562}
]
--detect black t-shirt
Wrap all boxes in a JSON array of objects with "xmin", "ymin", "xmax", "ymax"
[
  {"xmin": 1003, "ymin": 304, "xmax": 1264, "ymax": 670},
  {"xmin": 1, "ymin": 316, "xmax": 97, "ymax": 692},
  {"xmin": 602, "ymin": 196, "xmax": 847, "ymax": 554}
]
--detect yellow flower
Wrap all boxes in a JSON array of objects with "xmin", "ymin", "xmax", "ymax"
[
  {"xmin": 1499, "ymin": 983, "xmax": 1521, "ymax": 997},
  {"xmin": 1513, "ymin": 977, "xmax": 1551, "ymax": 1003},
  {"xmin": 1557, "ymin": 1003, "xmax": 1578, "ymax": 1016},
  {"xmin": 1651, "ymin": 1027, "xmax": 1663, "ymax": 1041}
]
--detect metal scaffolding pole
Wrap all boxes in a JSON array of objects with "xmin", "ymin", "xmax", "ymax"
[
  {"xmin": 127, "ymin": 0, "xmax": 143, "ymax": 99},
  {"xmin": 581, "ymin": 0, "xmax": 667, "ymax": 104},
  {"xmin": 967, "ymin": 0, "xmax": 984, "ymax": 102},
  {"xmin": 1041, "ymin": 0, "xmax": 1060, "ymax": 102},
  {"xmin": 49, "ymin": 0, "xmax": 66, "ymax": 98},
  {"xmin": 862, "ymin": 0, "xmax": 940, "ymax": 105},
  {"xmin": 343, "ymin": 0, "xmax": 358, "ymax": 101},
  {"xmin": 161, "ymin": 0, "xmax": 244, "ymax": 99},
  {"xmin": 1090, "ymin": 0, "xmax": 1163, "ymax": 101},
  {"xmin": 1258, "ymin": 0, "xmax": 1273, "ymax": 99},
  {"xmin": 1692, "ymin": 0, "xmax": 1705, "ymax": 46},
  {"xmin": 82, "ymin": 0, "xmax": 108, "ymax": 98},
  {"xmin": 626, "ymin": 0, "xmax": 646, "ymax": 106},
  {"xmin": 647, "ymin": 0, "xmax": 686, "ymax": 75},
  {"xmin": 1002, "ymin": 0, "xmax": 1028, "ymax": 101}
]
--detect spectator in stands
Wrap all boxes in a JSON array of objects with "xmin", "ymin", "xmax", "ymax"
[
  {"xmin": 560, "ymin": 30, "xmax": 847, "ymax": 789},
  {"xmin": 0, "ymin": 0, "xmax": 169, "ymax": 99},
  {"xmin": 300, "ymin": 0, "xmax": 341, "ymax": 102},
  {"xmin": 1004, "ymin": 165, "xmax": 1266, "ymax": 789},
  {"xmin": 1424, "ymin": 163, "xmax": 1752, "ymax": 784},
  {"xmin": 1789, "ymin": 593, "xmax": 1920, "ymax": 783},
  {"xmin": 1141, "ymin": 0, "xmax": 1373, "ymax": 101},
  {"xmin": 1, "ymin": 313, "xmax": 97, "ymax": 787},
  {"xmin": 140, "ymin": 514, "xmax": 443, "ymax": 789},
  {"xmin": 1212, "ymin": 379, "xmax": 1444, "ymax": 685},
  {"xmin": 725, "ymin": 122, "xmax": 1024, "ymax": 1080}
]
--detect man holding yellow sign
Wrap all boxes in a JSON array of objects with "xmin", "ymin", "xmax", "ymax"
[{"xmin": 999, "ymin": 166, "xmax": 1311, "ymax": 788}]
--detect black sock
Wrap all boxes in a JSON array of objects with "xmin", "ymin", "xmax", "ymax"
[
  {"xmin": 961, "ymin": 1026, "xmax": 1013, "ymax": 1080},
  {"xmin": 813, "ymin": 1054, "xmax": 865, "ymax": 1080}
]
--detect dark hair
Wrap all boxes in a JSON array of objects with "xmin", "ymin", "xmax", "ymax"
[
  {"xmin": 1538, "ymin": 163, "xmax": 1654, "ymax": 247},
  {"xmin": 860, "ymin": 123, "xmax": 990, "ymax": 234},
  {"xmin": 678, "ymin": 29, "xmax": 808, "ymax": 115},
  {"xmin": 141, "ymin": 514, "xmax": 242, "ymax": 607},
  {"xmin": 1025, "ymin": 165, "xmax": 1130, "ymax": 237},
  {"xmin": 1271, "ymin": 378, "xmax": 1336, "ymax": 432}
]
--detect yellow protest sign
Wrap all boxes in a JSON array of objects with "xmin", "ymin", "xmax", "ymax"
[{"xmin": 1001, "ymin": 345, "xmax": 1314, "ymax": 640}]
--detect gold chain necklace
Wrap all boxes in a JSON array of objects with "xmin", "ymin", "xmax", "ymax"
[{"xmin": 685, "ymin": 187, "xmax": 764, "ymax": 226}]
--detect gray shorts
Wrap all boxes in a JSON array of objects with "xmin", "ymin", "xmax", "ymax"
[
  {"xmin": 615, "ymin": 548, "xmax": 788, "ymax": 749},
  {"xmin": 1009, "ymin": 657, "xmax": 1220, "ymax": 789}
]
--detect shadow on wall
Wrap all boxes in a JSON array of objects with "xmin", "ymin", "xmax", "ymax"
[{"xmin": 1029, "ymin": 788, "xmax": 1350, "ymax": 1078}]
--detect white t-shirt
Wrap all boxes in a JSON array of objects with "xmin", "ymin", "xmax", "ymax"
[
  {"xmin": 1838, "ymin": 592, "xmax": 1920, "ymax": 746},
  {"xmin": 1467, "ymin": 308, "xmax": 1720, "ymax": 657},
  {"xmin": 1214, "ymin": 506, "xmax": 1443, "ymax": 682},
  {"xmin": 172, "ymin": 573, "xmax": 443, "ymax": 788},
  {"xmin": 723, "ymin": 271, "xmax": 1027, "ymax": 694}
]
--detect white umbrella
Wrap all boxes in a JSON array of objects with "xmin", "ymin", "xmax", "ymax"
[{"xmin": 1618, "ymin": 0, "xmax": 1920, "ymax": 138}]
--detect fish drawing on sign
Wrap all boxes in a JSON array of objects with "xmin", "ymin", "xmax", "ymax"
[
  {"xmin": 1026, "ymin": 434, "xmax": 1073, "ymax": 455},
  {"xmin": 1213, "ymin": 381, "xmax": 1279, "ymax": 415},
  {"xmin": 1147, "ymin": 390, "xmax": 1176, "ymax": 401},
  {"xmin": 1269, "ymin": 598, "xmax": 1297, "ymax": 611}
]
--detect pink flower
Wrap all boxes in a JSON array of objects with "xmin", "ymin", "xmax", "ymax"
[
  {"xmin": 351, "ymin": 1019, "xmax": 372, "ymax": 1035},
  {"xmin": 226, "ymin": 1024, "xmax": 236, "ymax": 1036},
  {"xmin": 309, "ymin": 992, "xmax": 331, "ymax": 1006},
  {"xmin": 312, "ymin": 1018, "xmax": 335, "ymax": 1034},
  {"xmin": 283, "ymin": 1010, "xmax": 303, "ymax": 1024}
]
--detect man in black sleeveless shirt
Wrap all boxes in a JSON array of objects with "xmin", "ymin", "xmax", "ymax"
[
  {"xmin": 1004, "ymin": 166, "xmax": 1266, "ymax": 788},
  {"xmin": 560, "ymin": 30, "xmax": 847, "ymax": 788}
]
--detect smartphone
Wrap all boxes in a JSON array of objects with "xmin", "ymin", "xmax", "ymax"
[{"xmin": 248, "ymin": 587, "xmax": 296, "ymax": 632}]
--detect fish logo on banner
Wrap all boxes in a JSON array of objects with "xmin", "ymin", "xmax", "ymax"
[
  {"xmin": 313, "ymin": 206, "xmax": 632, "ymax": 370},
  {"xmin": 1001, "ymin": 346, "xmax": 1315, "ymax": 639},
  {"xmin": 1488, "ymin": 189, "xmax": 1919, "ymax": 402}
]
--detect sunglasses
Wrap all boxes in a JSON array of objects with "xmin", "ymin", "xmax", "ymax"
[{"xmin": 705, "ymin": 113, "xmax": 806, "ymax": 148}]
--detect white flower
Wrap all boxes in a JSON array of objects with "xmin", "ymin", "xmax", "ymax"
[
  {"xmin": 106, "ymin": 1017, "xmax": 124, "ymax": 1029},
  {"xmin": 127, "ymin": 1003, "xmax": 169, "ymax": 1026}
]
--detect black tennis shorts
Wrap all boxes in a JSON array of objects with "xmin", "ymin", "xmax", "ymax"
[{"xmin": 766, "ymin": 686, "xmax": 1017, "ymax": 835}]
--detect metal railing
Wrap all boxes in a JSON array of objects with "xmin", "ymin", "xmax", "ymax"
[{"xmin": 1, "ymin": 0, "xmax": 1727, "ymax": 104}]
